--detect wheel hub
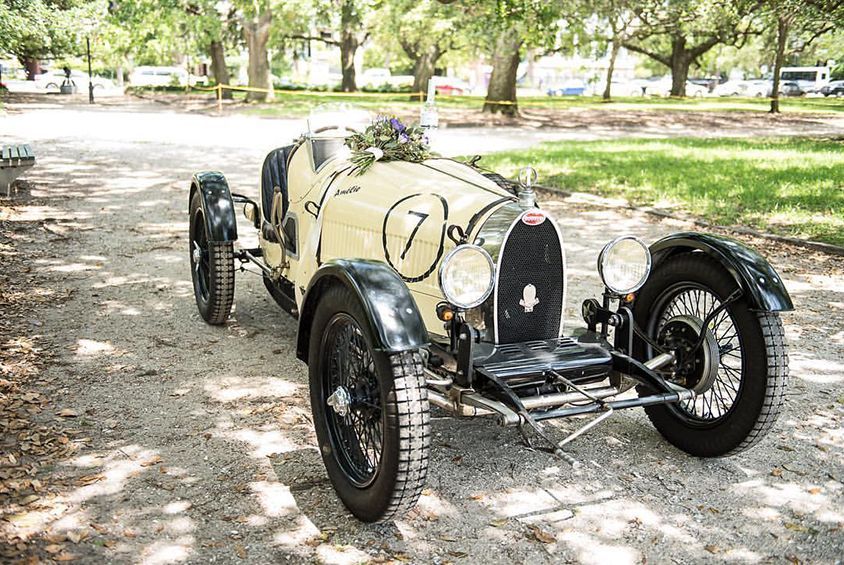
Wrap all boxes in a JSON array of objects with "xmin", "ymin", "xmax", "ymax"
[
  {"xmin": 192, "ymin": 241, "xmax": 203, "ymax": 271},
  {"xmin": 659, "ymin": 315, "xmax": 720, "ymax": 394},
  {"xmin": 327, "ymin": 386, "xmax": 352, "ymax": 417}
]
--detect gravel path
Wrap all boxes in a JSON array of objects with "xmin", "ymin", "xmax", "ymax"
[{"xmin": 1, "ymin": 102, "xmax": 842, "ymax": 564}]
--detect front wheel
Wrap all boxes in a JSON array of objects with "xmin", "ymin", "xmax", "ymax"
[
  {"xmin": 189, "ymin": 191, "xmax": 235, "ymax": 324},
  {"xmin": 309, "ymin": 285, "xmax": 430, "ymax": 522},
  {"xmin": 633, "ymin": 252, "xmax": 788, "ymax": 457}
]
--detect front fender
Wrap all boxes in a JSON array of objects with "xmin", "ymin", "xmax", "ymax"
[
  {"xmin": 649, "ymin": 232, "xmax": 793, "ymax": 312},
  {"xmin": 189, "ymin": 171, "xmax": 237, "ymax": 242},
  {"xmin": 296, "ymin": 259, "xmax": 428, "ymax": 362}
]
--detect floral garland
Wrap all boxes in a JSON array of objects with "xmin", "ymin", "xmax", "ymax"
[{"xmin": 345, "ymin": 116, "xmax": 432, "ymax": 176}]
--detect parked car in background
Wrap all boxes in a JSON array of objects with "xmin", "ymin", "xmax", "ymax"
[
  {"xmin": 435, "ymin": 78, "xmax": 470, "ymax": 96},
  {"xmin": 820, "ymin": 80, "xmax": 844, "ymax": 97},
  {"xmin": 34, "ymin": 70, "xmax": 114, "ymax": 91},
  {"xmin": 779, "ymin": 81, "xmax": 804, "ymax": 97},
  {"xmin": 644, "ymin": 77, "xmax": 708, "ymax": 97},
  {"xmin": 742, "ymin": 80, "xmax": 772, "ymax": 97},
  {"xmin": 715, "ymin": 80, "xmax": 772, "ymax": 98},
  {"xmin": 546, "ymin": 79, "xmax": 587, "ymax": 96},
  {"xmin": 130, "ymin": 66, "xmax": 190, "ymax": 87}
]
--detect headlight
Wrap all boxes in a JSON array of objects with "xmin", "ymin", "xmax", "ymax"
[
  {"xmin": 439, "ymin": 245, "xmax": 495, "ymax": 309},
  {"xmin": 598, "ymin": 236, "xmax": 652, "ymax": 294}
]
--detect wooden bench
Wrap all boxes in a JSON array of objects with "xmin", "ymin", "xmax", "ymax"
[{"xmin": 0, "ymin": 144, "xmax": 35, "ymax": 197}]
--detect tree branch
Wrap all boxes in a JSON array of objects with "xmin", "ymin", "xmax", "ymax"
[
  {"xmin": 622, "ymin": 41, "xmax": 670, "ymax": 67},
  {"xmin": 284, "ymin": 33, "xmax": 339, "ymax": 47}
]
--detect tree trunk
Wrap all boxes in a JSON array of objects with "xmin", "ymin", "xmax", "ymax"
[
  {"xmin": 21, "ymin": 57, "xmax": 41, "ymax": 80},
  {"xmin": 669, "ymin": 36, "xmax": 690, "ymax": 97},
  {"xmin": 770, "ymin": 17, "xmax": 788, "ymax": 114},
  {"xmin": 483, "ymin": 27, "xmax": 522, "ymax": 116},
  {"xmin": 411, "ymin": 45, "xmax": 441, "ymax": 100},
  {"xmin": 603, "ymin": 39, "xmax": 620, "ymax": 101},
  {"xmin": 340, "ymin": 32, "xmax": 358, "ymax": 92},
  {"xmin": 209, "ymin": 39, "xmax": 232, "ymax": 100},
  {"xmin": 339, "ymin": 1, "xmax": 359, "ymax": 92},
  {"xmin": 243, "ymin": 10, "xmax": 273, "ymax": 102}
]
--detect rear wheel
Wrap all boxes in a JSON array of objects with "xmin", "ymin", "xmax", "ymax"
[
  {"xmin": 309, "ymin": 285, "xmax": 430, "ymax": 522},
  {"xmin": 633, "ymin": 252, "xmax": 788, "ymax": 457},
  {"xmin": 189, "ymin": 191, "xmax": 235, "ymax": 324}
]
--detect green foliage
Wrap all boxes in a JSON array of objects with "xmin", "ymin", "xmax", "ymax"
[
  {"xmin": 476, "ymin": 136, "xmax": 844, "ymax": 245},
  {"xmin": 0, "ymin": 0, "xmax": 96, "ymax": 60},
  {"xmin": 345, "ymin": 116, "xmax": 432, "ymax": 175}
]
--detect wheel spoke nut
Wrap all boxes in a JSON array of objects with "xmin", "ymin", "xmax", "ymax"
[{"xmin": 327, "ymin": 386, "xmax": 352, "ymax": 417}]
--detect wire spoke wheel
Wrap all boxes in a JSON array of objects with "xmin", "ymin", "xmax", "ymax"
[
  {"xmin": 322, "ymin": 314, "xmax": 384, "ymax": 487},
  {"xmin": 190, "ymin": 216, "xmax": 211, "ymax": 302},
  {"xmin": 633, "ymin": 252, "xmax": 788, "ymax": 457},
  {"xmin": 650, "ymin": 284, "xmax": 743, "ymax": 424}
]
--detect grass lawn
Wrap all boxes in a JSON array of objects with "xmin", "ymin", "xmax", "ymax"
[
  {"xmin": 237, "ymin": 90, "xmax": 844, "ymax": 118},
  {"xmin": 474, "ymin": 137, "xmax": 844, "ymax": 246}
]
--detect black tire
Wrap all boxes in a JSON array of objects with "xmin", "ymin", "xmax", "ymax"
[
  {"xmin": 308, "ymin": 285, "xmax": 430, "ymax": 523},
  {"xmin": 189, "ymin": 191, "xmax": 235, "ymax": 325},
  {"xmin": 633, "ymin": 252, "xmax": 788, "ymax": 457}
]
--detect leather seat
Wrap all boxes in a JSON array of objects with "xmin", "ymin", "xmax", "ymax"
[{"xmin": 261, "ymin": 145, "xmax": 295, "ymax": 221}]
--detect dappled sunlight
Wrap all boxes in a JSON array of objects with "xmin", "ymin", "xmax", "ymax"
[
  {"xmin": 315, "ymin": 543, "xmax": 372, "ymax": 564},
  {"xmin": 204, "ymin": 375, "xmax": 301, "ymax": 403},
  {"xmin": 732, "ymin": 478, "xmax": 841, "ymax": 522},
  {"xmin": 271, "ymin": 514, "xmax": 321, "ymax": 553},
  {"xmin": 140, "ymin": 536, "xmax": 194, "ymax": 565},
  {"xmin": 557, "ymin": 530, "xmax": 640, "ymax": 565},
  {"xmin": 75, "ymin": 338, "xmax": 117, "ymax": 357},
  {"xmin": 250, "ymin": 481, "xmax": 298, "ymax": 518},
  {"xmin": 788, "ymin": 355, "xmax": 844, "ymax": 384}
]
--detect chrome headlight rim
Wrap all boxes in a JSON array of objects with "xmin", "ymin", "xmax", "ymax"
[
  {"xmin": 438, "ymin": 244, "xmax": 496, "ymax": 309},
  {"xmin": 597, "ymin": 235, "xmax": 652, "ymax": 295}
]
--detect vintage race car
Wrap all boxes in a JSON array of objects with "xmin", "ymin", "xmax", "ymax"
[{"xmin": 188, "ymin": 111, "xmax": 792, "ymax": 523}]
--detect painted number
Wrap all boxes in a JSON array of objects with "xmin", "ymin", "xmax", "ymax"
[{"xmin": 401, "ymin": 210, "xmax": 429, "ymax": 260}]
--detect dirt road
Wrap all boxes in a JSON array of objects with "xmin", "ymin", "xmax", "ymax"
[{"xmin": 1, "ymin": 101, "xmax": 843, "ymax": 564}]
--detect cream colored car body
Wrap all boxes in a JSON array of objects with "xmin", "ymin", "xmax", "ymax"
[{"xmin": 259, "ymin": 136, "xmax": 515, "ymax": 337}]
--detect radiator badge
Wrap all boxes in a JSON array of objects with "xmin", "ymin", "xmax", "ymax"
[
  {"xmin": 519, "ymin": 284, "xmax": 539, "ymax": 313},
  {"xmin": 521, "ymin": 211, "xmax": 546, "ymax": 226}
]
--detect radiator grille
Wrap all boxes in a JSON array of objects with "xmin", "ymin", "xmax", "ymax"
[{"xmin": 495, "ymin": 216, "xmax": 564, "ymax": 343}]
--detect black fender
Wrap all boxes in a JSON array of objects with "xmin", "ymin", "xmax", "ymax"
[
  {"xmin": 649, "ymin": 232, "xmax": 793, "ymax": 312},
  {"xmin": 296, "ymin": 259, "xmax": 428, "ymax": 362},
  {"xmin": 189, "ymin": 171, "xmax": 237, "ymax": 242}
]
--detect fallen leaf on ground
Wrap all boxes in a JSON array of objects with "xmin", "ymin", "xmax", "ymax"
[
  {"xmin": 66, "ymin": 530, "xmax": 89, "ymax": 544},
  {"xmin": 140, "ymin": 455, "xmax": 162, "ymax": 467},
  {"xmin": 55, "ymin": 553, "xmax": 77, "ymax": 561},
  {"xmin": 235, "ymin": 544, "xmax": 247, "ymax": 558},
  {"xmin": 704, "ymin": 544, "xmax": 721, "ymax": 554},
  {"xmin": 78, "ymin": 474, "xmax": 103, "ymax": 486},
  {"xmin": 44, "ymin": 544, "xmax": 64, "ymax": 554},
  {"xmin": 57, "ymin": 409, "xmax": 79, "ymax": 418},
  {"xmin": 529, "ymin": 525, "xmax": 556, "ymax": 544},
  {"xmin": 489, "ymin": 519, "xmax": 508, "ymax": 528}
]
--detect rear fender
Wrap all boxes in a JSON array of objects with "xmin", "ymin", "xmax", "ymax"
[
  {"xmin": 190, "ymin": 171, "xmax": 237, "ymax": 242},
  {"xmin": 649, "ymin": 232, "xmax": 793, "ymax": 312},
  {"xmin": 296, "ymin": 259, "xmax": 428, "ymax": 362}
]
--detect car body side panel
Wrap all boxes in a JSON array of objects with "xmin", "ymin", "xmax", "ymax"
[{"xmin": 316, "ymin": 160, "xmax": 516, "ymax": 335}]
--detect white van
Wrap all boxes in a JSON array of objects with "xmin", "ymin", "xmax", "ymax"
[
  {"xmin": 780, "ymin": 66, "xmax": 831, "ymax": 93},
  {"xmin": 130, "ymin": 66, "xmax": 189, "ymax": 87}
]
